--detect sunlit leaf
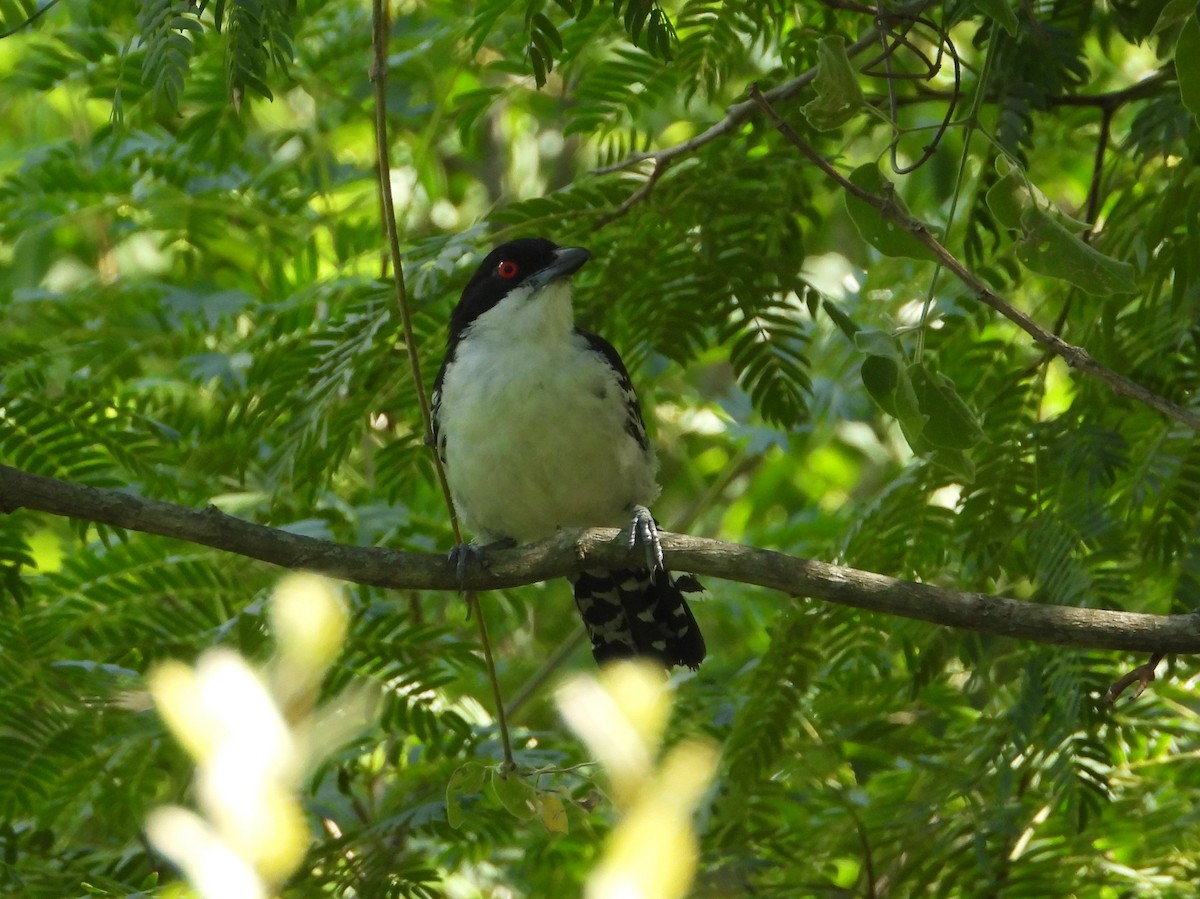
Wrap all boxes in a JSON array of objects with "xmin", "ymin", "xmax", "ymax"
[
  {"xmin": 1015, "ymin": 208, "xmax": 1138, "ymax": 295},
  {"xmin": 491, "ymin": 771, "xmax": 538, "ymax": 821},
  {"xmin": 537, "ymin": 794, "xmax": 569, "ymax": 834},
  {"xmin": 802, "ymin": 35, "xmax": 864, "ymax": 130}
]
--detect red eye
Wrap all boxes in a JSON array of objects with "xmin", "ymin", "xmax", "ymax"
[{"xmin": 497, "ymin": 260, "xmax": 520, "ymax": 279}]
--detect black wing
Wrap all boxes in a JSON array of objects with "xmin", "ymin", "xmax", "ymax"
[
  {"xmin": 577, "ymin": 328, "xmax": 650, "ymax": 451},
  {"xmin": 429, "ymin": 350, "xmax": 452, "ymax": 464}
]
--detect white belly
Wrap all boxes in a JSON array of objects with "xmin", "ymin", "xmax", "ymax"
[{"xmin": 438, "ymin": 333, "xmax": 660, "ymax": 544}]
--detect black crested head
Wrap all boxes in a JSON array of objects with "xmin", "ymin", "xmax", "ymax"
[{"xmin": 448, "ymin": 238, "xmax": 591, "ymax": 342}]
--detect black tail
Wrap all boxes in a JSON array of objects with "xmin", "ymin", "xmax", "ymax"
[{"xmin": 568, "ymin": 569, "xmax": 706, "ymax": 669}]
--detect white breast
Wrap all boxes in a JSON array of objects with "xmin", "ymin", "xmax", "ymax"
[{"xmin": 436, "ymin": 282, "xmax": 659, "ymax": 544}]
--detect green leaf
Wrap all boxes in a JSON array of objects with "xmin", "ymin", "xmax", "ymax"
[
  {"xmin": 625, "ymin": 0, "xmax": 650, "ymax": 45},
  {"xmin": 802, "ymin": 35, "xmax": 864, "ymax": 130},
  {"xmin": 973, "ymin": 0, "xmax": 1019, "ymax": 36},
  {"xmin": 446, "ymin": 762, "xmax": 488, "ymax": 829},
  {"xmin": 822, "ymin": 298, "xmax": 860, "ymax": 339},
  {"xmin": 491, "ymin": 769, "xmax": 538, "ymax": 820},
  {"xmin": 1015, "ymin": 208, "xmax": 1137, "ymax": 295},
  {"xmin": 529, "ymin": 43, "xmax": 547, "ymax": 87},
  {"xmin": 854, "ymin": 328, "xmax": 904, "ymax": 360},
  {"xmin": 985, "ymin": 166, "xmax": 1031, "ymax": 230},
  {"xmin": 845, "ymin": 164, "xmax": 939, "ymax": 262},
  {"xmin": 862, "ymin": 354, "xmax": 983, "ymax": 459},
  {"xmin": 861, "ymin": 354, "xmax": 924, "ymax": 444},
  {"xmin": 928, "ymin": 447, "xmax": 976, "ymax": 481},
  {"xmin": 532, "ymin": 12, "xmax": 564, "ymax": 51},
  {"xmin": 647, "ymin": 7, "xmax": 674, "ymax": 59},
  {"xmin": 861, "ymin": 354, "xmax": 903, "ymax": 416},
  {"xmin": 726, "ymin": 306, "xmax": 812, "ymax": 428},
  {"xmin": 1176, "ymin": 12, "xmax": 1200, "ymax": 122},
  {"xmin": 530, "ymin": 27, "xmax": 557, "ymax": 75},
  {"xmin": 1152, "ymin": 0, "xmax": 1197, "ymax": 35},
  {"xmin": 909, "ymin": 364, "xmax": 986, "ymax": 451},
  {"xmin": 986, "ymin": 163, "xmax": 1089, "ymax": 233},
  {"xmin": 536, "ymin": 793, "xmax": 569, "ymax": 833}
]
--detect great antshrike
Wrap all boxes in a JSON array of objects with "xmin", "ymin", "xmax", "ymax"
[{"xmin": 430, "ymin": 238, "xmax": 706, "ymax": 668}]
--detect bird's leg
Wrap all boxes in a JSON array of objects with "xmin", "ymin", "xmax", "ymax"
[
  {"xmin": 627, "ymin": 505, "xmax": 665, "ymax": 576},
  {"xmin": 448, "ymin": 538, "xmax": 517, "ymax": 589}
]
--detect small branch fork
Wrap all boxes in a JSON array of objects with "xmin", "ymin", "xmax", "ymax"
[
  {"xmin": 747, "ymin": 86, "xmax": 1200, "ymax": 433},
  {"xmin": 5, "ymin": 463, "xmax": 1200, "ymax": 658},
  {"xmin": 1105, "ymin": 652, "xmax": 1166, "ymax": 705}
]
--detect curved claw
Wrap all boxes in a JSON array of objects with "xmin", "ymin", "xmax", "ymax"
[
  {"xmin": 627, "ymin": 504, "xmax": 665, "ymax": 575},
  {"xmin": 447, "ymin": 544, "xmax": 480, "ymax": 591},
  {"xmin": 447, "ymin": 538, "xmax": 516, "ymax": 590}
]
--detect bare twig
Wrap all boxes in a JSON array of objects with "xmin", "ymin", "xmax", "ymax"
[
  {"xmin": 369, "ymin": 0, "xmax": 512, "ymax": 769},
  {"xmin": 6, "ymin": 464, "xmax": 1200, "ymax": 654},
  {"xmin": 0, "ymin": 0, "xmax": 63, "ymax": 39},
  {"xmin": 1047, "ymin": 70, "xmax": 1173, "ymax": 109},
  {"xmin": 864, "ymin": 6, "xmax": 961, "ymax": 175},
  {"xmin": 865, "ymin": 71, "xmax": 1172, "ymax": 112},
  {"xmin": 1082, "ymin": 104, "xmax": 1114, "ymax": 243},
  {"xmin": 369, "ymin": 0, "xmax": 445, "ymax": 508},
  {"xmin": 1105, "ymin": 651, "xmax": 1166, "ymax": 705},
  {"xmin": 748, "ymin": 85, "xmax": 1200, "ymax": 432},
  {"xmin": 593, "ymin": 159, "xmax": 670, "ymax": 228},
  {"xmin": 820, "ymin": 0, "xmax": 879, "ymax": 14}
]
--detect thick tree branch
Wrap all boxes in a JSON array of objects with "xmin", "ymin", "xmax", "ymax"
[{"xmin": 3, "ymin": 464, "xmax": 1198, "ymax": 653}]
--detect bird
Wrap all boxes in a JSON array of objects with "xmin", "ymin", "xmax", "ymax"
[{"xmin": 430, "ymin": 237, "xmax": 706, "ymax": 669}]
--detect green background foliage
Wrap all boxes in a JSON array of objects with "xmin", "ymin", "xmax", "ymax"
[{"xmin": 2, "ymin": 0, "xmax": 1200, "ymax": 895}]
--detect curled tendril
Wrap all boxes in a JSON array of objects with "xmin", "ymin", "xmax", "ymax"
[{"xmin": 855, "ymin": 2, "xmax": 963, "ymax": 175}]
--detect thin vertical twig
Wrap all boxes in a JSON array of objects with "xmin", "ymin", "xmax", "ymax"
[
  {"xmin": 1082, "ymin": 105, "xmax": 1114, "ymax": 243},
  {"xmin": 915, "ymin": 24, "xmax": 994, "ymax": 359},
  {"xmin": 368, "ymin": 0, "xmax": 514, "ymax": 770},
  {"xmin": 1047, "ymin": 104, "xmax": 1115, "ymax": 342}
]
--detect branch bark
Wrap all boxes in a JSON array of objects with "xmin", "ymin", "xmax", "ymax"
[{"xmin": 3, "ymin": 464, "xmax": 1197, "ymax": 654}]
